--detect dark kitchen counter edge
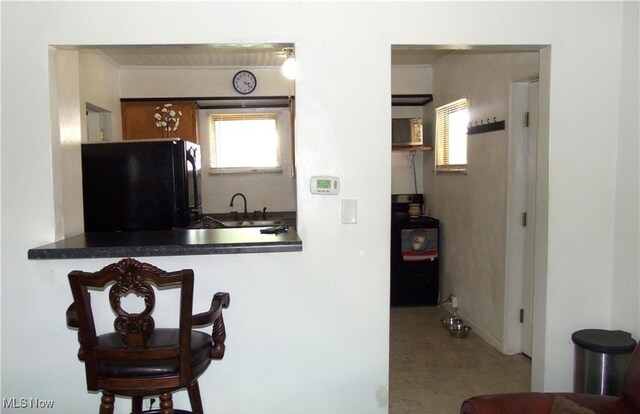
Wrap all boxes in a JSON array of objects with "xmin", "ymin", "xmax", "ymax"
[{"xmin": 28, "ymin": 227, "xmax": 302, "ymax": 260}]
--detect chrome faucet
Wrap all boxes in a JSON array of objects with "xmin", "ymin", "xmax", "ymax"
[{"xmin": 229, "ymin": 193, "xmax": 248, "ymax": 219}]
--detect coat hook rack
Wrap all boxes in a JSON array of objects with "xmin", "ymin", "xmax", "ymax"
[{"xmin": 467, "ymin": 117, "xmax": 505, "ymax": 135}]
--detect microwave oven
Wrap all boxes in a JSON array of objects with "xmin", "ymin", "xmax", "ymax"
[{"xmin": 392, "ymin": 118, "xmax": 423, "ymax": 147}]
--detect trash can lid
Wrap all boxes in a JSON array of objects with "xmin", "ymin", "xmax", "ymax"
[{"xmin": 571, "ymin": 329, "xmax": 637, "ymax": 354}]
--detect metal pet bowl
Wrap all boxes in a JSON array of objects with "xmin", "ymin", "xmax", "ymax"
[
  {"xmin": 449, "ymin": 323, "xmax": 472, "ymax": 338},
  {"xmin": 441, "ymin": 316, "xmax": 463, "ymax": 329}
]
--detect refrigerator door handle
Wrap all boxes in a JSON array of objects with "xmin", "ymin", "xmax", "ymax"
[{"xmin": 186, "ymin": 148, "xmax": 200, "ymax": 215}]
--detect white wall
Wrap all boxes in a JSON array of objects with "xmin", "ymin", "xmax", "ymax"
[
  {"xmin": 424, "ymin": 52, "xmax": 539, "ymax": 349},
  {"xmin": 120, "ymin": 67, "xmax": 293, "ymax": 98},
  {"xmin": 1, "ymin": 2, "xmax": 637, "ymax": 413},
  {"xmin": 611, "ymin": 1, "xmax": 640, "ymax": 337},
  {"xmin": 391, "ymin": 64, "xmax": 433, "ymax": 94},
  {"xmin": 540, "ymin": 3, "xmax": 636, "ymax": 391}
]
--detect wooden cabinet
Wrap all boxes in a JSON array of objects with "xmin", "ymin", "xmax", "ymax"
[{"xmin": 121, "ymin": 100, "xmax": 199, "ymax": 144}]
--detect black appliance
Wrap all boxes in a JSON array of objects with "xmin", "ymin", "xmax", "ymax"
[
  {"xmin": 390, "ymin": 194, "xmax": 440, "ymax": 307},
  {"xmin": 81, "ymin": 139, "xmax": 201, "ymax": 232}
]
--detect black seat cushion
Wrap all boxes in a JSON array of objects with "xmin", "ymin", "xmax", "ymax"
[{"xmin": 96, "ymin": 329, "xmax": 212, "ymax": 379}]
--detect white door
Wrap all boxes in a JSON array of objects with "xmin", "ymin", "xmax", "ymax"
[{"xmin": 521, "ymin": 80, "xmax": 539, "ymax": 357}]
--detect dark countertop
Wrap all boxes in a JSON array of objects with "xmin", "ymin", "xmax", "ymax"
[{"xmin": 28, "ymin": 226, "xmax": 302, "ymax": 260}]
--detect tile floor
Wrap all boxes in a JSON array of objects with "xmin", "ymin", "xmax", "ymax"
[{"xmin": 389, "ymin": 306, "xmax": 531, "ymax": 414}]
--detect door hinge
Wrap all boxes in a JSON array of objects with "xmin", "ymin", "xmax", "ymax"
[
  {"xmin": 524, "ymin": 112, "xmax": 530, "ymax": 127},
  {"xmin": 519, "ymin": 309, "xmax": 524, "ymax": 323},
  {"xmin": 521, "ymin": 212, "xmax": 527, "ymax": 227}
]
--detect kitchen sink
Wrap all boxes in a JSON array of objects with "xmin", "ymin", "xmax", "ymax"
[{"xmin": 221, "ymin": 220, "xmax": 283, "ymax": 228}]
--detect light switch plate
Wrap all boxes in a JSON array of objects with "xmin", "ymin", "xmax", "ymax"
[{"xmin": 341, "ymin": 199, "xmax": 357, "ymax": 224}]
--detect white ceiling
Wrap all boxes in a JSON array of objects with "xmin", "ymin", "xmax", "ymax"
[
  {"xmin": 391, "ymin": 48, "xmax": 454, "ymax": 65},
  {"xmin": 93, "ymin": 44, "xmax": 457, "ymax": 68},
  {"xmin": 97, "ymin": 44, "xmax": 292, "ymax": 68}
]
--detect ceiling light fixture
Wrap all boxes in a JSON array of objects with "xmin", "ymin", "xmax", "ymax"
[{"xmin": 281, "ymin": 47, "xmax": 296, "ymax": 80}]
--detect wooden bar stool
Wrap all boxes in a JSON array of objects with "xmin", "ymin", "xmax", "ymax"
[{"xmin": 66, "ymin": 258, "xmax": 230, "ymax": 414}]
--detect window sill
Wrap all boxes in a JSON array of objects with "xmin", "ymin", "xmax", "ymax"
[
  {"xmin": 434, "ymin": 167, "xmax": 468, "ymax": 174},
  {"xmin": 208, "ymin": 167, "xmax": 283, "ymax": 175}
]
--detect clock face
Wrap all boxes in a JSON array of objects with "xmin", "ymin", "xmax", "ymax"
[{"xmin": 232, "ymin": 70, "xmax": 257, "ymax": 94}]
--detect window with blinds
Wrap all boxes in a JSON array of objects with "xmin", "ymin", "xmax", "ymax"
[
  {"xmin": 435, "ymin": 98, "xmax": 469, "ymax": 172},
  {"xmin": 209, "ymin": 113, "xmax": 280, "ymax": 173}
]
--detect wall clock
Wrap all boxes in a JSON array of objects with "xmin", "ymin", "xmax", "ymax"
[{"xmin": 232, "ymin": 70, "xmax": 257, "ymax": 95}]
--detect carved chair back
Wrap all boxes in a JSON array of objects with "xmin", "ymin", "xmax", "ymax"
[{"xmin": 68, "ymin": 258, "xmax": 195, "ymax": 392}]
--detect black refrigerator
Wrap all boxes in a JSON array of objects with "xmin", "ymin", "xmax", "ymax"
[{"xmin": 81, "ymin": 139, "xmax": 201, "ymax": 232}]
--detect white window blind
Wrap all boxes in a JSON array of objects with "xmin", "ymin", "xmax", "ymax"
[
  {"xmin": 435, "ymin": 98, "xmax": 469, "ymax": 172},
  {"xmin": 208, "ymin": 113, "xmax": 280, "ymax": 173}
]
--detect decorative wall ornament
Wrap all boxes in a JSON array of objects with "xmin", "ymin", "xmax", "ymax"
[{"xmin": 154, "ymin": 103, "xmax": 182, "ymax": 138}]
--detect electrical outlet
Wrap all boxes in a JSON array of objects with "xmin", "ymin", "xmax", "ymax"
[{"xmin": 451, "ymin": 295, "xmax": 458, "ymax": 309}]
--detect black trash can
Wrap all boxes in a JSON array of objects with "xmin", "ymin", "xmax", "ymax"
[{"xmin": 571, "ymin": 329, "xmax": 637, "ymax": 396}]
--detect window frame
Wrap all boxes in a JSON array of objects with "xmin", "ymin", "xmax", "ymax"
[
  {"xmin": 207, "ymin": 110, "xmax": 284, "ymax": 174},
  {"xmin": 435, "ymin": 98, "xmax": 469, "ymax": 173}
]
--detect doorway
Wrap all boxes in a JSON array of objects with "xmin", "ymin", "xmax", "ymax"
[
  {"xmin": 389, "ymin": 45, "xmax": 545, "ymax": 410},
  {"xmin": 85, "ymin": 103, "xmax": 112, "ymax": 142}
]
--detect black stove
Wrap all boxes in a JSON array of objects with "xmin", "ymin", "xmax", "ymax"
[{"xmin": 390, "ymin": 194, "xmax": 440, "ymax": 307}]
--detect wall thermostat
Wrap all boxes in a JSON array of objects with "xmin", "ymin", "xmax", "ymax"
[{"xmin": 310, "ymin": 176, "xmax": 340, "ymax": 195}]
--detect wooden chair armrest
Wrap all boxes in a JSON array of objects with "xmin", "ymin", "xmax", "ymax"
[
  {"xmin": 66, "ymin": 303, "xmax": 79, "ymax": 328},
  {"xmin": 65, "ymin": 303, "xmax": 85, "ymax": 361},
  {"xmin": 192, "ymin": 292, "xmax": 230, "ymax": 327},
  {"xmin": 192, "ymin": 292, "xmax": 230, "ymax": 359}
]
